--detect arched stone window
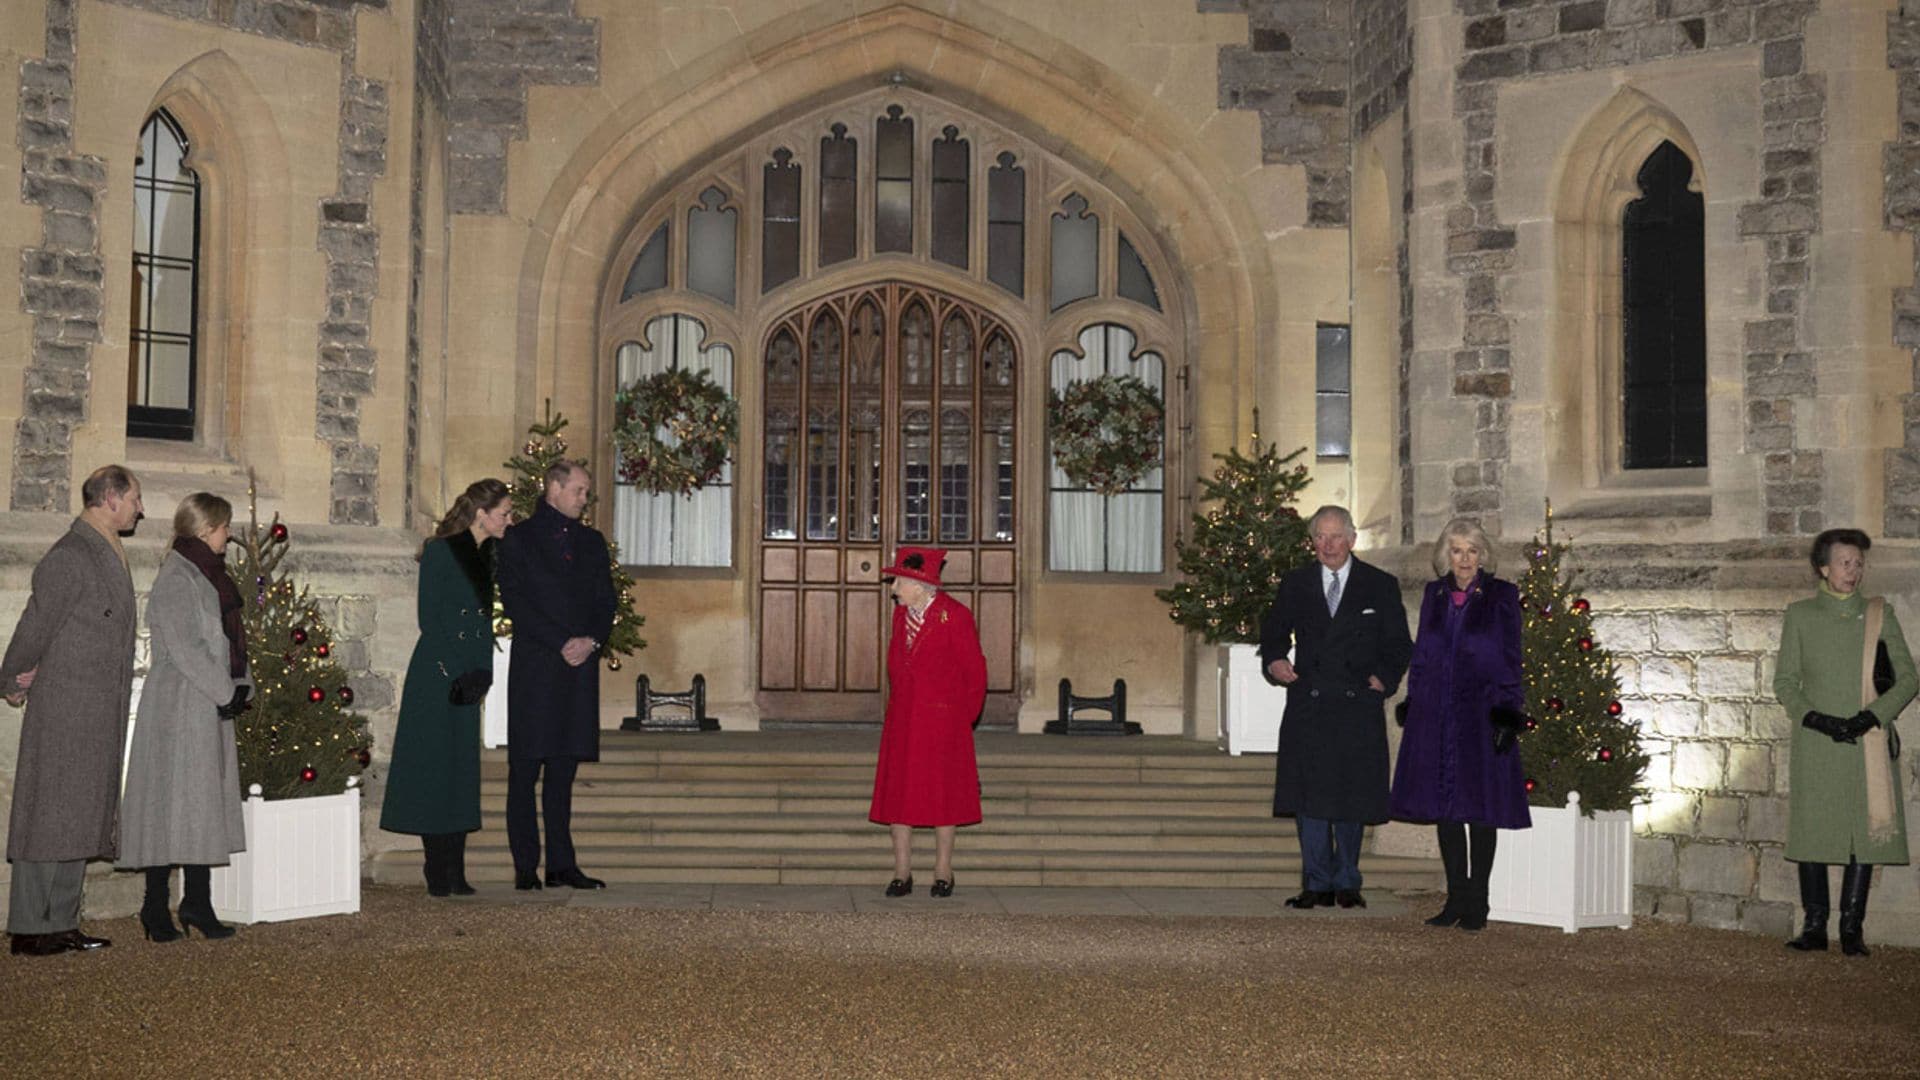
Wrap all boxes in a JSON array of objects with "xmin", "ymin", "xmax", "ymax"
[
  {"xmin": 1621, "ymin": 141, "xmax": 1706, "ymax": 470},
  {"xmin": 129, "ymin": 109, "xmax": 200, "ymax": 440}
]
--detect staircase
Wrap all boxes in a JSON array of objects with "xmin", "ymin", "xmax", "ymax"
[{"xmin": 370, "ymin": 731, "xmax": 1443, "ymax": 890}]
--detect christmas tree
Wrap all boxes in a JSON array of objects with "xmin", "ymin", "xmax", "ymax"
[
  {"xmin": 1514, "ymin": 503, "xmax": 1649, "ymax": 812},
  {"xmin": 501, "ymin": 406, "xmax": 648, "ymax": 664},
  {"xmin": 228, "ymin": 476, "xmax": 373, "ymax": 800},
  {"xmin": 1155, "ymin": 434, "xmax": 1314, "ymax": 644}
]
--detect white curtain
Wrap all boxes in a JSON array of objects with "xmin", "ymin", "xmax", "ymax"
[
  {"xmin": 1047, "ymin": 324, "xmax": 1163, "ymax": 573},
  {"xmin": 612, "ymin": 314, "xmax": 734, "ymax": 567}
]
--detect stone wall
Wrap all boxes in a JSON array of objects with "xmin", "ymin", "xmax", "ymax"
[
  {"xmin": 1887, "ymin": 10, "xmax": 1920, "ymax": 538},
  {"xmin": 1217, "ymin": 0, "xmax": 1355, "ymax": 225},
  {"xmin": 1445, "ymin": 0, "xmax": 1828, "ymax": 537}
]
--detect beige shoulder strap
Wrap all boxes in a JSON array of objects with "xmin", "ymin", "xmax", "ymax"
[{"xmin": 1862, "ymin": 597, "xmax": 1896, "ymax": 843}]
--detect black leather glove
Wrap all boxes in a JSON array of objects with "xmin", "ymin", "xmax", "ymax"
[
  {"xmin": 1802, "ymin": 711, "xmax": 1856, "ymax": 743},
  {"xmin": 1490, "ymin": 705, "xmax": 1528, "ymax": 756},
  {"xmin": 1842, "ymin": 710, "xmax": 1881, "ymax": 740},
  {"xmin": 1890, "ymin": 725, "xmax": 1902, "ymax": 760},
  {"xmin": 217, "ymin": 684, "xmax": 252, "ymax": 719},
  {"xmin": 1394, "ymin": 700, "xmax": 1408, "ymax": 728},
  {"xmin": 449, "ymin": 669, "xmax": 493, "ymax": 706}
]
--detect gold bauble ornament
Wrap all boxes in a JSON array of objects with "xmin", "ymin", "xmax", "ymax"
[{"xmin": 607, "ymin": 656, "xmax": 622, "ymax": 672}]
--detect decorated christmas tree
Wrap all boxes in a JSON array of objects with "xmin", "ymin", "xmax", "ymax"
[
  {"xmin": 1515, "ymin": 503, "xmax": 1649, "ymax": 812},
  {"xmin": 1155, "ymin": 432, "xmax": 1314, "ymax": 644},
  {"xmin": 228, "ymin": 477, "xmax": 373, "ymax": 800},
  {"xmin": 501, "ymin": 406, "xmax": 648, "ymax": 664}
]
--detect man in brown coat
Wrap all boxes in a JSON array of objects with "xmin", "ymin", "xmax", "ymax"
[{"xmin": 1, "ymin": 465, "xmax": 142, "ymax": 956}]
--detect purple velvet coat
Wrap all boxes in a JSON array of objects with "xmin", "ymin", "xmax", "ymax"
[{"xmin": 1388, "ymin": 571, "xmax": 1531, "ymax": 829}]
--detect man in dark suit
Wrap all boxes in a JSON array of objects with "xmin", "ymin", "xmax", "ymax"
[
  {"xmin": 496, "ymin": 461, "xmax": 618, "ymax": 890},
  {"xmin": 1259, "ymin": 505, "xmax": 1411, "ymax": 910}
]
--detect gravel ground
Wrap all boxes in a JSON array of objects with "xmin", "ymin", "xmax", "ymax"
[{"xmin": 4, "ymin": 885, "xmax": 1917, "ymax": 1078}]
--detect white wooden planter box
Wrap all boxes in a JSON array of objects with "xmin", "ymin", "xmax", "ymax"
[
  {"xmin": 1219, "ymin": 643, "xmax": 1287, "ymax": 755},
  {"xmin": 483, "ymin": 639, "xmax": 511, "ymax": 749},
  {"xmin": 1487, "ymin": 792, "xmax": 1633, "ymax": 932},
  {"xmin": 210, "ymin": 781, "xmax": 362, "ymax": 924}
]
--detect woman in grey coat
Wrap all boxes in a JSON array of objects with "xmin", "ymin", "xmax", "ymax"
[{"xmin": 118, "ymin": 492, "xmax": 252, "ymax": 942}]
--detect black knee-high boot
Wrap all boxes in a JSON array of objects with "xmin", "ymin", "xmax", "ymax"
[
  {"xmin": 177, "ymin": 865, "xmax": 235, "ymax": 939},
  {"xmin": 1459, "ymin": 825, "xmax": 1498, "ymax": 931},
  {"xmin": 421, "ymin": 834, "xmax": 453, "ymax": 897},
  {"xmin": 1839, "ymin": 861, "xmax": 1872, "ymax": 958},
  {"xmin": 1786, "ymin": 861, "xmax": 1829, "ymax": 951},
  {"xmin": 140, "ymin": 867, "xmax": 182, "ymax": 943},
  {"xmin": 448, "ymin": 832, "xmax": 475, "ymax": 896},
  {"xmin": 1428, "ymin": 823, "xmax": 1468, "ymax": 927}
]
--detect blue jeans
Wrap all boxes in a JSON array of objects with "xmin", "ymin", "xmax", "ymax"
[{"xmin": 1296, "ymin": 815, "xmax": 1363, "ymax": 892}]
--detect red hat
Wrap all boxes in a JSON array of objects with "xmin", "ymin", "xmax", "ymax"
[{"xmin": 881, "ymin": 546, "xmax": 946, "ymax": 587}]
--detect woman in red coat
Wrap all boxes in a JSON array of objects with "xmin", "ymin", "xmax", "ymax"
[{"xmin": 869, "ymin": 547, "xmax": 987, "ymax": 898}]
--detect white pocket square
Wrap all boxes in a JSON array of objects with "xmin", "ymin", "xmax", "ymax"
[{"xmin": 1361, "ymin": 608, "xmax": 1377, "ymax": 615}]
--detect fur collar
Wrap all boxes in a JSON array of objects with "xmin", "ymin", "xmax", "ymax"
[{"xmin": 444, "ymin": 529, "xmax": 494, "ymax": 608}]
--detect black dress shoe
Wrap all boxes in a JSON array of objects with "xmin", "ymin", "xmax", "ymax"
[
  {"xmin": 514, "ymin": 871, "xmax": 543, "ymax": 891},
  {"xmin": 1283, "ymin": 890, "xmax": 1334, "ymax": 909},
  {"xmin": 930, "ymin": 878, "xmax": 954, "ymax": 898},
  {"xmin": 449, "ymin": 879, "xmax": 478, "ymax": 897},
  {"xmin": 884, "ymin": 876, "xmax": 913, "ymax": 897},
  {"xmin": 1335, "ymin": 889, "xmax": 1367, "ymax": 909},
  {"xmin": 55, "ymin": 929, "xmax": 112, "ymax": 950},
  {"xmin": 10, "ymin": 933, "xmax": 67, "ymax": 957},
  {"xmin": 546, "ymin": 868, "xmax": 607, "ymax": 889}
]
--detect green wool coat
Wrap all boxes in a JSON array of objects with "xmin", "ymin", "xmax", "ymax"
[
  {"xmin": 379, "ymin": 533, "xmax": 495, "ymax": 836},
  {"xmin": 1773, "ymin": 589, "xmax": 1918, "ymax": 865}
]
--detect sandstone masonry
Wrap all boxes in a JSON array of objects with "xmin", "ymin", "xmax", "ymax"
[{"xmin": 1886, "ymin": 11, "xmax": 1920, "ymax": 538}]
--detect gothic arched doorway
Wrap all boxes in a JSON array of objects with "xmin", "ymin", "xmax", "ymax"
[{"xmin": 757, "ymin": 282, "xmax": 1018, "ymax": 724}]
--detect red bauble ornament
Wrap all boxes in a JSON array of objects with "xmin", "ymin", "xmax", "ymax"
[
  {"xmin": 1523, "ymin": 717, "xmax": 1539, "ymax": 731},
  {"xmin": 292, "ymin": 627, "xmax": 308, "ymax": 646},
  {"xmin": 1524, "ymin": 777, "xmax": 1538, "ymax": 793},
  {"xmin": 337, "ymin": 686, "xmax": 354, "ymax": 705},
  {"xmin": 1607, "ymin": 700, "xmax": 1623, "ymax": 717},
  {"xmin": 271, "ymin": 523, "xmax": 289, "ymax": 542},
  {"xmin": 1577, "ymin": 637, "xmax": 1594, "ymax": 652},
  {"xmin": 299, "ymin": 766, "xmax": 317, "ymax": 783},
  {"xmin": 1597, "ymin": 747, "xmax": 1614, "ymax": 762},
  {"xmin": 307, "ymin": 687, "xmax": 325, "ymax": 703},
  {"xmin": 316, "ymin": 643, "xmax": 330, "ymax": 658},
  {"xmin": 353, "ymin": 747, "xmax": 371, "ymax": 767},
  {"xmin": 1572, "ymin": 598, "xmax": 1590, "ymax": 613},
  {"xmin": 1547, "ymin": 697, "xmax": 1565, "ymax": 713}
]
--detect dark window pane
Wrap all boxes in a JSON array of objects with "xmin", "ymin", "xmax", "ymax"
[
  {"xmin": 988, "ymin": 151, "xmax": 1025, "ymax": 296},
  {"xmin": 130, "ymin": 109, "xmax": 200, "ymax": 440},
  {"xmin": 902, "ymin": 408, "xmax": 932, "ymax": 541},
  {"xmin": 1050, "ymin": 194, "xmax": 1097, "ymax": 311},
  {"xmin": 819, "ymin": 123, "xmax": 857, "ymax": 267},
  {"xmin": 1315, "ymin": 324, "xmax": 1351, "ymax": 392},
  {"xmin": 932, "ymin": 125, "xmax": 969, "ymax": 268},
  {"xmin": 1622, "ymin": 140, "xmax": 1707, "ymax": 470},
  {"xmin": 687, "ymin": 188, "xmax": 736, "ymax": 305},
  {"xmin": 1316, "ymin": 323, "xmax": 1351, "ymax": 458},
  {"xmin": 762, "ymin": 148, "xmax": 800, "ymax": 293},
  {"xmin": 621, "ymin": 223, "xmax": 669, "ymax": 300},
  {"xmin": 1117, "ymin": 233, "xmax": 1160, "ymax": 311},
  {"xmin": 875, "ymin": 105, "xmax": 914, "ymax": 253}
]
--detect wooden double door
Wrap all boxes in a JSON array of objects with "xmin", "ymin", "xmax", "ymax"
[{"xmin": 758, "ymin": 282, "xmax": 1018, "ymax": 723}]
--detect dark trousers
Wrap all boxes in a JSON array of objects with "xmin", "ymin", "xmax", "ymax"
[
  {"xmin": 7, "ymin": 858, "xmax": 85, "ymax": 934},
  {"xmin": 1297, "ymin": 815, "xmax": 1364, "ymax": 891},
  {"xmin": 506, "ymin": 756, "xmax": 579, "ymax": 875}
]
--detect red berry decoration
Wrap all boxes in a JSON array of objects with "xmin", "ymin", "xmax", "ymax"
[
  {"xmin": 1607, "ymin": 700, "xmax": 1623, "ymax": 717},
  {"xmin": 271, "ymin": 522, "xmax": 289, "ymax": 542},
  {"xmin": 1524, "ymin": 717, "xmax": 1539, "ymax": 731},
  {"xmin": 299, "ymin": 766, "xmax": 317, "ymax": 783},
  {"xmin": 307, "ymin": 687, "xmax": 325, "ymax": 703},
  {"xmin": 1597, "ymin": 747, "xmax": 1614, "ymax": 763},
  {"xmin": 1547, "ymin": 697, "xmax": 1564, "ymax": 713},
  {"xmin": 316, "ymin": 643, "xmax": 330, "ymax": 658},
  {"xmin": 1573, "ymin": 598, "xmax": 1590, "ymax": 613},
  {"xmin": 337, "ymin": 686, "xmax": 355, "ymax": 705},
  {"xmin": 1577, "ymin": 636, "xmax": 1594, "ymax": 652},
  {"xmin": 292, "ymin": 627, "xmax": 308, "ymax": 646}
]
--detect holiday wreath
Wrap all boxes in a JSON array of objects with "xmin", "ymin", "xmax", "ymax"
[
  {"xmin": 1047, "ymin": 374, "xmax": 1165, "ymax": 497},
  {"xmin": 613, "ymin": 368, "xmax": 740, "ymax": 496}
]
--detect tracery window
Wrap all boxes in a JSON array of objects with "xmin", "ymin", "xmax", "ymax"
[{"xmin": 129, "ymin": 109, "xmax": 200, "ymax": 440}]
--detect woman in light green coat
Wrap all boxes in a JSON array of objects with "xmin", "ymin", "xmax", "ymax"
[{"xmin": 1773, "ymin": 528, "xmax": 1917, "ymax": 958}]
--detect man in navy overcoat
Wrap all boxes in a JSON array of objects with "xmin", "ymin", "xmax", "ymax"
[
  {"xmin": 1258, "ymin": 505, "xmax": 1412, "ymax": 910},
  {"xmin": 496, "ymin": 461, "xmax": 617, "ymax": 890}
]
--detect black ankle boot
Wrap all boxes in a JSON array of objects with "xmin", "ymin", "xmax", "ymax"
[
  {"xmin": 1785, "ymin": 861, "xmax": 1828, "ymax": 952},
  {"xmin": 177, "ymin": 865, "xmax": 235, "ymax": 940},
  {"xmin": 422, "ymin": 835, "xmax": 452, "ymax": 897},
  {"xmin": 1838, "ymin": 861, "xmax": 1872, "ymax": 958},
  {"xmin": 140, "ymin": 866, "xmax": 182, "ymax": 943}
]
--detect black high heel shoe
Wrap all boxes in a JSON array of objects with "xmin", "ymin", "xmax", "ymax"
[
  {"xmin": 176, "ymin": 904, "xmax": 236, "ymax": 940},
  {"xmin": 140, "ymin": 913, "xmax": 182, "ymax": 943},
  {"xmin": 884, "ymin": 876, "xmax": 914, "ymax": 897},
  {"xmin": 930, "ymin": 877, "xmax": 954, "ymax": 898}
]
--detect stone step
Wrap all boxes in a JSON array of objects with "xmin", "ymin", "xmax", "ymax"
[
  {"xmin": 479, "ymin": 778, "xmax": 1274, "ymax": 803},
  {"xmin": 477, "ymin": 812, "xmax": 1297, "ymax": 839},
  {"xmin": 538, "ymin": 794, "xmax": 1274, "ymax": 817},
  {"xmin": 470, "ymin": 817, "xmax": 1295, "ymax": 852},
  {"xmin": 479, "ymin": 762, "xmax": 1266, "ymax": 786}
]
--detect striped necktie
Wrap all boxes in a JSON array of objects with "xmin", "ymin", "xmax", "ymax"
[
  {"xmin": 1326, "ymin": 570, "xmax": 1342, "ymax": 617},
  {"xmin": 905, "ymin": 603, "xmax": 926, "ymax": 647}
]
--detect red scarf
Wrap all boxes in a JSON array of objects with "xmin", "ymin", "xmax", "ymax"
[{"xmin": 173, "ymin": 536, "xmax": 247, "ymax": 677}]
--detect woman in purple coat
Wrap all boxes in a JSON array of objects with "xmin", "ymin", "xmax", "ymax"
[{"xmin": 1390, "ymin": 517, "xmax": 1531, "ymax": 931}]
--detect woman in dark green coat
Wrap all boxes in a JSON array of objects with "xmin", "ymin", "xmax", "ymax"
[
  {"xmin": 1773, "ymin": 528, "xmax": 1917, "ymax": 957},
  {"xmin": 380, "ymin": 479, "xmax": 512, "ymax": 895}
]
